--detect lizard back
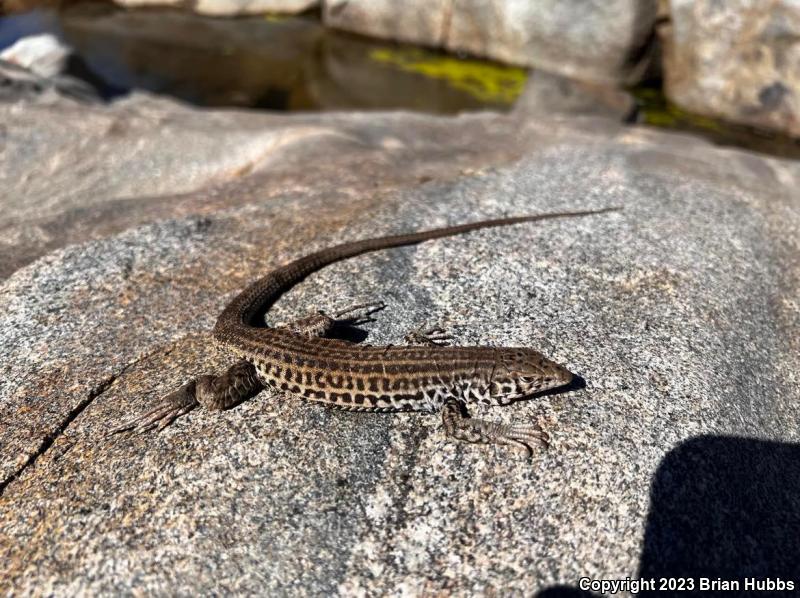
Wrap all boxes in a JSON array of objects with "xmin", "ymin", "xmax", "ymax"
[{"xmin": 213, "ymin": 209, "xmax": 618, "ymax": 411}]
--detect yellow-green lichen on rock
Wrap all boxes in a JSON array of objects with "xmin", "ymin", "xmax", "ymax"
[
  {"xmin": 634, "ymin": 87, "xmax": 723, "ymax": 132},
  {"xmin": 369, "ymin": 47, "xmax": 527, "ymax": 104}
]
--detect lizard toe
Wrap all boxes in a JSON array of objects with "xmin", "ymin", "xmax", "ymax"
[{"xmin": 106, "ymin": 380, "xmax": 199, "ymax": 436}]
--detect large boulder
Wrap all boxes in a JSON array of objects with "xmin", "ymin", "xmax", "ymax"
[
  {"xmin": 0, "ymin": 93, "xmax": 551, "ymax": 280},
  {"xmin": 1, "ymin": 95, "xmax": 799, "ymax": 593},
  {"xmin": 324, "ymin": 0, "xmax": 660, "ymax": 85},
  {"xmin": 663, "ymin": 0, "xmax": 800, "ymax": 138}
]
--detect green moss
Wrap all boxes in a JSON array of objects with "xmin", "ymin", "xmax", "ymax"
[
  {"xmin": 631, "ymin": 86, "xmax": 725, "ymax": 133},
  {"xmin": 369, "ymin": 47, "xmax": 527, "ymax": 104}
]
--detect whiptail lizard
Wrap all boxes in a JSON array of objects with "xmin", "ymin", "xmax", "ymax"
[{"xmin": 112, "ymin": 207, "xmax": 619, "ymax": 452}]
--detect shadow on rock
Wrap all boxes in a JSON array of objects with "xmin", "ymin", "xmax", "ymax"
[{"xmin": 538, "ymin": 435, "xmax": 800, "ymax": 598}]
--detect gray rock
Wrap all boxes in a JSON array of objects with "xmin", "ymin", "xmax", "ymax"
[
  {"xmin": 663, "ymin": 0, "xmax": 800, "ymax": 138},
  {"xmin": 325, "ymin": 0, "xmax": 660, "ymax": 84},
  {"xmin": 0, "ymin": 59, "xmax": 100, "ymax": 103},
  {"xmin": 194, "ymin": 0, "xmax": 317, "ymax": 16},
  {"xmin": 0, "ymin": 33, "xmax": 70, "ymax": 78},
  {"xmin": 513, "ymin": 69, "xmax": 637, "ymax": 121},
  {"xmin": 1, "ymin": 98, "xmax": 799, "ymax": 594},
  {"xmin": 0, "ymin": 94, "xmax": 550, "ymax": 280}
]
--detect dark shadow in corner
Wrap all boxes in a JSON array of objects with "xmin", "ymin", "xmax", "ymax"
[
  {"xmin": 638, "ymin": 436, "xmax": 800, "ymax": 597},
  {"xmin": 536, "ymin": 435, "xmax": 800, "ymax": 598}
]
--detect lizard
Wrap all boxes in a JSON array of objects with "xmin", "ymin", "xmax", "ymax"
[{"xmin": 111, "ymin": 207, "xmax": 619, "ymax": 452}]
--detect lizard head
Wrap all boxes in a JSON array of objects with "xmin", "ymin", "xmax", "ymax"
[{"xmin": 489, "ymin": 348, "xmax": 573, "ymax": 403}]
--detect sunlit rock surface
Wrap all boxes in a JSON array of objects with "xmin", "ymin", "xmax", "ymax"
[{"xmin": 1, "ymin": 93, "xmax": 799, "ymax": 594}]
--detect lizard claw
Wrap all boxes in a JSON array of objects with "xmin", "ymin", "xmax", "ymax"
[
  {"xmin": 332, "ymin": 301, "xmax": 386, "ymax": 326},
  {"xmin": 405, "ymin": 326, "xmax": 453, "ymax": 346},
  {"xmin": 107, "ymin": 380, "xmax": 199, "ymax": 436},
  {"xmin": 501, "ymin": 424, "xmax": 550, "ymax": 454}
]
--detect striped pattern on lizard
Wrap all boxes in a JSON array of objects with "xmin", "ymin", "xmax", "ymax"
[{"xmin": 112, "ymin": 207, "xmax": 619, "ymax": 452}]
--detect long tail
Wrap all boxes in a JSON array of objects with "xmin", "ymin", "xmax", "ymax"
[{"xmin": 213, "ymin": 207, "xmax": 621, "ymax": 342}]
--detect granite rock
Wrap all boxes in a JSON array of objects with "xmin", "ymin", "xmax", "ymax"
[
  {"xmin": 513, "ymin": 69, "xmax": 637, "ymax": 122},
  {"xmin": 663, "ymin": 0, "xmax": 800, "ymax": 137},
  {"xmin": 325, "ymin": 0, "xmax": 660, "ymax": 84},
  {"xmin": 1, "ymin": 98, "xmax": 799, "ymax": 594},
  {"xmin": 0, "ymin": 32, "xmax": 71, "ymax": 77},
  {"xmin": 0, "ymin": 94, "xmax": 553, "ymax": 280}
]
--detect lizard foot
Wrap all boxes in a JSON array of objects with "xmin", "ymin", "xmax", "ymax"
[
  {"xmin": 107, "ymin": 380, "xmax": 199, "ymax": 435},
  {"xmin": 441, "ymin": 398, "xmax": 549, "ymax": 455},
  {"xmin": 332, "ymin": 301, "xmax": 386, "ymax": 326},
  {"xmin": 404, "ymin": 326, "xmax": 452, "ymax": 346}
]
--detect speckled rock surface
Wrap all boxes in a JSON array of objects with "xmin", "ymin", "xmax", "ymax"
[
  {"xmin": 1, "ymin": 101, "xmax": 800, "ymax": 594},
  {"xmin": 0, "ymin": 94, "xmax": 545, "ymax": 280},
  {"xmin": 663, "ymin": 0, "xmax": 800, "ymax": 138}
]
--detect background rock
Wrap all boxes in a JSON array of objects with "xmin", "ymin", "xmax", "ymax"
[
  {"xmin": 0, "ymin": 58, "xmax": 99, "ymax": 103},
  {"xmin": 112, "ymin": 0, "xmax": 318, "ymax": 16},
  {"xmin": 193, "ymin": 0, "xmax": 317, "ymax": 17},
  {"xmin": 0, "ymin": 32, "xmax": 70, "ymax": 77},
  {"xmin": 0, "ymin": 93, "xmax": 557, "ymax": 280},
  {"xmin": 663, "ymin": 0, "xmax": 800, "ymax": 138},
  {"xmin": 1, "ymin": 95, "xmax": 799, "ymax": 594},
  {"xmin": 513, "ymin": 69, "xmax": 637, "ymax": 122},
  {"xmin": 325, "ymin": 0, "xmax": 660, "ymax": 85}
]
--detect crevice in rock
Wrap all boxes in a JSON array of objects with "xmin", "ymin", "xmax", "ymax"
[
  {"xmin": 0, "ymin": 344, "xmax": 169, "ymax": 497},
  {"xmin": 0, "ymin": 374, "xmax": 117, "ymax": 497}
]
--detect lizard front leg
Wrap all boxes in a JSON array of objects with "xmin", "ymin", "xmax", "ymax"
[
  {"xmin": 441, "ymin": 397, "xmax": 550, "ymax": 454},
  {"xmin": 404, "ymin": 326, "xmax": 452, "ymax": 346},
  {"xmin": 277, "ymin": 301, "xmax": 386, "ymax": 337}
]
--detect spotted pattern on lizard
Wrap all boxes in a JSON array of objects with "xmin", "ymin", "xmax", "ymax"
[{"xmin": 111, "ymin": 207, "xmax": 619, "ymax": 453}]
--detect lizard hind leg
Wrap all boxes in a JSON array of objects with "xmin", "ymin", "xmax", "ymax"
[
  {"xmin": 107, "ymin": 359, "xmax": 264, "ymax": 435},
  {"xmin": 440, "ymin": 398, "xmax": 549, "ymax": 454}
]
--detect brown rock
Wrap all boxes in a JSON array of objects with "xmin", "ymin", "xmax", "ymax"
[{"xmin": 663, "ymin": 0, "xmax": 800, "ymax": 137}]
